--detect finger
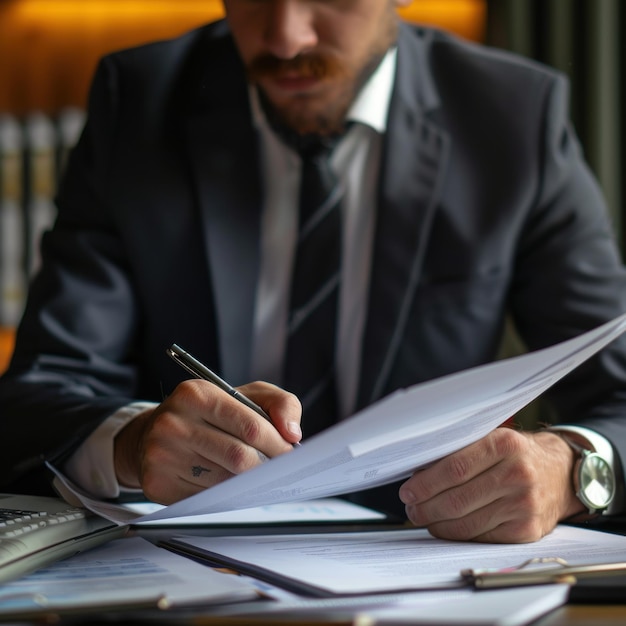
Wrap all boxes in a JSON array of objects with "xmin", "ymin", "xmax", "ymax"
[
  {"xmin": 471, "ymin": 518, "xmax": 547, "ymax": 544},
  {"xmin": 425, "ymin": 497, "xmax": 547, "ymax": 544},
  {"xmin": 406, "ymin": 446, "xmax": 534, "ymax": 537},
  {"xmin": 238, "ymin": 381, "xmax": 303, "ymax": 444},
  {"xmin": 404, "ymin": 463, "xmax": 509, "ymax": 527},
  {"xmin": 172, "ymin": 379, "xmax": 294, "ymax": 456},
  {"xmin": 422, "ymin": 498, "xmax": 506, "ymax": 541},
  {"xmin": 187, "ymin": 423, "xmax": 276, "ymax": 475},
  {"xmin": 146, "ymin": 398, "xmax": 278, "ymax": 475},
  {"xmin": 399, "ymin": 429, "xmax": 521, "ymax": 506},
  {"xmin": 404, "ymin": 432, "xmax": 534, "ymax": 528}
]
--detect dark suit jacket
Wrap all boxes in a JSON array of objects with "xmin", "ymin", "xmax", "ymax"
[{"xmin": 2, "ymin": 21, "xmax": 626, "ymax": 516}]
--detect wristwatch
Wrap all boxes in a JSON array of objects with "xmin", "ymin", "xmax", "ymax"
[{"xmin": 553, "ymin": 430, "xmax": 616, "ymax": 518}]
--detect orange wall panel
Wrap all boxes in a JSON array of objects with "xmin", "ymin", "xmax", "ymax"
[
  {"xmin": 0, "ymin": 0, "xmax": 485, "ymax": 115},
  {"xmin": 0, "ymin": 328, "xmax": 15, "ymax": 374},
  {"xmin": 0, "ymin": 0, "xmax": 485, "ymax": 369}
]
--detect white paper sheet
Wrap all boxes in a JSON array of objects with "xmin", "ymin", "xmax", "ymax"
[
  {"xmin": 354, "ymin": 585, "xmax": 570, "ymax": 626},
  {"xmin": 206, "ymin": 584, "xmax": 569, "ymax": 626},
  {"xmin": 122, "ymin": 497, "xmax": 387, "ymax": 525},
  {"xmin": 167, "ymin": 524, "xmax": 626, "ymax": 595},
  {"xmin": 56, "ymin": 312, "xmax": 626, "ymax": 524},
  {"xmin": 0, "ymin": 536, "xmax": 257, "ymax": 617}
]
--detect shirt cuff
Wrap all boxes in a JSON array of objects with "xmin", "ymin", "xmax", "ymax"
[{"xmin": 62, "ymin": 402, "xmax": 157, "ymax": 499}]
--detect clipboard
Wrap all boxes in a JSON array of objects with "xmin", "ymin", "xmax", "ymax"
[{"xmin": 462, "ymin": 557, "xmax": 626, "ymax": 591}]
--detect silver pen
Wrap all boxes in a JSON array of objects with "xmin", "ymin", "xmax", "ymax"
[{"xmin": 167, "ymin": 343, "xmax": 271, "ymax": 421}]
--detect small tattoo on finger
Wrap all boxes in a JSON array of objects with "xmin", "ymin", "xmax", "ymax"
[{"xmin": 192, "ymin": 465, "xmax": 211, "ymax": 477}]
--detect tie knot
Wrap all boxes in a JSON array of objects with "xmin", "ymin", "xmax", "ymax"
[{"xmin": 296, "ymin": 135, "xmax": 339, "ymax": 162}]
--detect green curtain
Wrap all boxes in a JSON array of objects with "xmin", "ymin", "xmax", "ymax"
[
  {"xmin": 484, "ymin": 1, "xmax": 625, "ymax": 427},
  {"xmin": 486, "ymin": 0, "xmax": 624, "ymax": 248}
]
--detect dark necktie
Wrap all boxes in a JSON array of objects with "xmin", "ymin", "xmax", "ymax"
[{"xmin": 283, "ymin": 137, "xmax": 343, "ymax": 438}]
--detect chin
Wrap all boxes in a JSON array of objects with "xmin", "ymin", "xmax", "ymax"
[{"xmin": 279, "ymin": 101, "xmax": 349, "ymax": 136}]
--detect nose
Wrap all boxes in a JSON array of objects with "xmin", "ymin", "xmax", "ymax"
[{"xmin": 263, "ymin": 0, "xmax": 318, "ymax": 59}]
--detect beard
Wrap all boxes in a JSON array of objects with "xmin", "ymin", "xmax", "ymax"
[{"xmin": 246, "ymin": 15, "xmax": 398, "ymax": 136}]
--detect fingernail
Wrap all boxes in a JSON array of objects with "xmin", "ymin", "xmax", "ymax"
[
  {"xmin": 287, "ymin": 422, "xmax": 302, "ymax": 438},
  {"xmin": 400, "ymin": 488, "xmax": 416, "ymax": 504}
]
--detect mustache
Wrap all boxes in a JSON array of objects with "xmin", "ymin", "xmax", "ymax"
[{"xmin": 246, "ymin": 53, "xmax": 345, "ymax": 82}]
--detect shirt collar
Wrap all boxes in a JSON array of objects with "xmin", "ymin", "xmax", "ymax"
[
  {"xmin": 250, "ymin": 46, "xmax": 397, "ymax": 135},
  {"xmin": 346, "ymin": 46, "xmax": 396, "ymax": 133}
]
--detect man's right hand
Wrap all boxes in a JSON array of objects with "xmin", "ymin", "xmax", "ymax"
[{"xmin": 113, "ymin": 380, "xmax": 302, "ymax": 504}]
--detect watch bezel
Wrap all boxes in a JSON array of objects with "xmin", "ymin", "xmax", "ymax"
[{"xmin": 575, "ymin": 450, "xmax": 616, "ymax": 514}]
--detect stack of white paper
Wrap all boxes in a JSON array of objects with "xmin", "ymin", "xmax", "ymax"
[{"xmin": 53, "ymin": 312, "xmax": 626, "ymax": 525}]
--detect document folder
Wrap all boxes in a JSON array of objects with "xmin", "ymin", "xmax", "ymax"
[{"xmin": 462, "ymin": 557, "xmax": 626, "ymax": 589}]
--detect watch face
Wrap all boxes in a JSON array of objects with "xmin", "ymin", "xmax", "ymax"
[{"xmin": 579, "ymin": 452, "xmax": 615, "ymax": 510}]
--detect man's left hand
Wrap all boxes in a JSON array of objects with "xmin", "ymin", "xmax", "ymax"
[{"xmin": 399, "ymin": 427, "xmax": 586, "ymax": 543}]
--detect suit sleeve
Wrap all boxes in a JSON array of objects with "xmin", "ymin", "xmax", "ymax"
[
  {"xmin": 0, "ymin": 57, "xmax": 144, "ymax": 492},
  {"xmin": 509, "ymin": 73, "xmax": 626, "ymax": 506}
]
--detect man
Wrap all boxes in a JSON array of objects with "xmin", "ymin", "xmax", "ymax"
[{"xmin": 1, "ymin": 0, "xmax": 626, "ymax": 544}]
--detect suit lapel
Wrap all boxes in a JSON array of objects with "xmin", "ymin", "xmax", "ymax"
[
  {"xmin": 185, "ymin": 60, "xmax": 262, "ymax": 385},
  {"xmin": 357, "ymin": 25, "xmax": 451, "ymax": 409}
]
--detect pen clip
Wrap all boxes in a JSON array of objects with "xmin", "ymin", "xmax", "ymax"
[
  {"xmin": 462, "ymin": 557, "xmax": 574, "ymax": 589},
  {"xmin": 462, "ymin": 556, "xmax": 626, "ymax": 589}
]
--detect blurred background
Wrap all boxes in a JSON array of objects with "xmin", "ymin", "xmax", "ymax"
[{"xmin": 1, "ymin": 0, "xmax": 624, "ymax": 385}]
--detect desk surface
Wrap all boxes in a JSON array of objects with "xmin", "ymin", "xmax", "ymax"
[
  {"xmin": 29, "ymin": 603, "xmax": 626, "ymax": 625},
  {"xmin": 188, "ymin": 605, "xmax": 626, "ymax": 625},
  {"xmin": 539, "ymin": 605, "xmax": 626, "ymax": 626},
  {"xmin": 139, "ymin": 606, "xmax": 626, "ymax": 625}
]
